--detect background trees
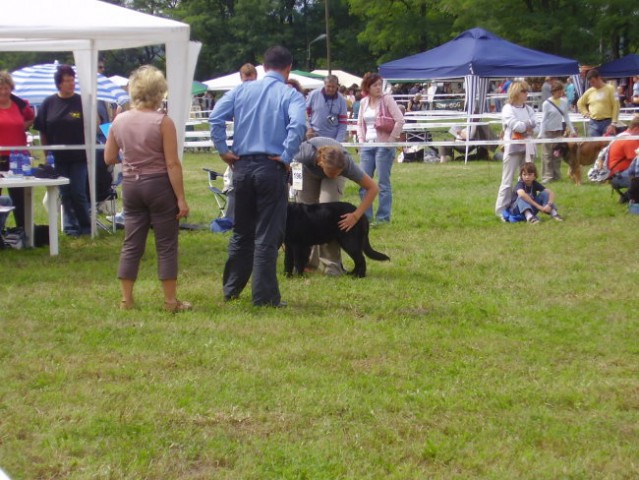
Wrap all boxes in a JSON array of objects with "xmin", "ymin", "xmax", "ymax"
[{"xmin": 1, "ymin": 0, "xmax": 637, "ymax": 81}]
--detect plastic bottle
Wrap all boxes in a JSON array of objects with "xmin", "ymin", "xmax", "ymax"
[
  {"xmin": 13, "ymin": 152, "xmax": 23, "ymax": 176},
  {"xmin": 9, "ymin": 151, "xmax": 18, "ymax": 173},
  {"xmin": 21, "ymin": 153, "xmax": 32, "ymax": 176},
  {"xmin": 46, "ymin": 151, "xmax": 55, "ymax": 168}
]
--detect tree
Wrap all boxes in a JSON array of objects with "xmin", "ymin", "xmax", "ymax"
[
  {"xmin": 3, "ymin": 0, "xmax": 634, "ymax": 83},
  {"xmin": 435, "ymin": 0, "xmax": 637, "ymax": 64},
  {"xmin": 174, "ymin": 0, "xmax": 374, "ymax": 80},
  {"xmin": 346, "ymin": 0, "xmax": 453, "ymax": 65}
]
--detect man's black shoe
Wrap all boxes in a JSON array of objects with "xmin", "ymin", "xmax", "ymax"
[{"xmin": 254, "ymin": 301, "xmax": 288, "ymax": 308}]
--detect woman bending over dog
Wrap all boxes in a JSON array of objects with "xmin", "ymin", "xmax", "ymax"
[{"xmin": 292, "ymin": 136, "xmax": 378, "ymax": 276}]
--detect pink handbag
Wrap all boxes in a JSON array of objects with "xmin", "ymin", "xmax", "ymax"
[{"xmin": 374, "ymin": 97, "xmax": 396, "ymax": 133}]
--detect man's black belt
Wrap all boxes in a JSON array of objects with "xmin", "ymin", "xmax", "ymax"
[{"xmin": 240, "ymin": 154, "xmax": 270, "ymax": 160}]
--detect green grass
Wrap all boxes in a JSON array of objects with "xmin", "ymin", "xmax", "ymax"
[{"xmin": 1, "ymin": 152, "xmax": 638, "ymax": 479}]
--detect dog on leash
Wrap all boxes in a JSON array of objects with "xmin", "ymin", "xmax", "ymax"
[
  {"xmin": 561, "ymin": 140, "xmax": 609, "ymax": 184},
  {"xmin": 284, "ymin": 202, "xmax": 390, "ymax": 278}
]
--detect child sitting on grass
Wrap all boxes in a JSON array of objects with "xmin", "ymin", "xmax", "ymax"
[{"xmin": 507, "ymin": 162, "xmax": 563, "ymax": 224}]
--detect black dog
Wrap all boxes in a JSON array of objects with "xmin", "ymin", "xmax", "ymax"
[{"xmin": 284, "ymin": 202, "xmax": 390, "ymax": 278}]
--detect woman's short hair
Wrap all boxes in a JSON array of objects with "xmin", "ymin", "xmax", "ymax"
[
  {"xmin": 507, "ymin": 80, "xmax": 530, "ymax": 104},
  {"xmin": 240, "ymin": 63, "xmax": 257, "ymax": 80},
  {"xmin": 0, "ymin": 71, "xmax": 15, "ymax": 90},
  {"xmin": 551, "ymin": 81, "xmax": 564, "ymax": 93},
  {"xmin": 316, "ymin": 146, "xmax": 346, "ymax": 173},
  {"xmin": 361, "ymin": 73, "xmax": 383, "ymax": 95},
  {"xmin": 54, "ymin": 64, "xmax": 75, "ymax": 89},
  {"xmin": 128, "ymin": 65, "xmax": 167, "ymax": 110}
]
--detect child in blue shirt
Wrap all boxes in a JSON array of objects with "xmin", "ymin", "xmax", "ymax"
[{"xmin": 509, "ymin": 162, "xmax": 563, "ymax": 223}]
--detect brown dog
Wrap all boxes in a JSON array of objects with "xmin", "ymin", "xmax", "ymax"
[{"xmin": 563, "ymin": 140, "xmax": 609, "ymax": 184}]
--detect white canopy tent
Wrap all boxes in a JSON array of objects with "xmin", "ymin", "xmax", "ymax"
[
  {"xmin": 0, "ymin": 0, "xmax": 201, "ymax": 237},
  {"xmin": 108, "ymin": 75, "xmax": 130, "ymax": 88},
  {"xmin": 312, "ymin": 69, "xmax": 363, "ymax": 88},
  {"xmin": 204, "ymin": 65, "xmax": 324, "ymax": 91}
]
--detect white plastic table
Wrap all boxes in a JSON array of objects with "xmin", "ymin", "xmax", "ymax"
[{"xmin": 0, "ymin": 176, "xmax": 70, "ymax": 255}]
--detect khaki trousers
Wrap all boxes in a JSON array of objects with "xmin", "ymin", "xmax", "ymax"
[
  {"xmin": 541, "ymin": 130, "xmax": 564, "ymax": 183},
  {"xmin": 295, "ymin": 171, "xmax": 346, "ymax": 276}
]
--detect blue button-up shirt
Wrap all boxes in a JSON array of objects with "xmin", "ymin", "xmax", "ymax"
[{"xmin": 209, "ymin": 71, "xmax": 307, "ymax": 165}]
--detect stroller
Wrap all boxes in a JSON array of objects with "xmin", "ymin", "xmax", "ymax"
[{"xmin": 203, "ymin": 167, "xmax": 234, "ymax": 232}]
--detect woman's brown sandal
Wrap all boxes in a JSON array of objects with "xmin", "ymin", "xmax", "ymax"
[
  {"xmin": 120, "ymin": 299, "xmax": 135, "ymax": 310},
  {"xmin": 164, "ymin": 300, "xmax": 192, "ymax": 313}
]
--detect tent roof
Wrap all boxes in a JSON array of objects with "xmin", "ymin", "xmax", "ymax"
[
  {"xmin": 291, "ymin": 70, "xmax": 324, "ymax": 79},
  {"xmin": 0, "ymin": 0, "xmax": 198, "ymax": 238},
  {"xmin": 109, "ymin": 75, "xmax": 129, "ymax": 87},
  {"xmin": 204, "ymin": 65, "xmax": 324, "ymax": 91},
  {"xmin": 379, "ymin": 27, "xmax": 579, "ymax": 79},
  {"xmin": 598, "ymin": 54, "xmax": 639, "ymax": 78},
  {"xmin": 312, "ymin": 69, "xmax": 363, "ymax": 88},
  {"xmin": 0, "ymin": 0, "xmax": 189, "ymax": 51}
]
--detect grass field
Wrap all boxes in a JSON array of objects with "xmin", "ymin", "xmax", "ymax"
[{"xmin": 1, "ymin": 152, "xmax": 638, "ymax": 479}]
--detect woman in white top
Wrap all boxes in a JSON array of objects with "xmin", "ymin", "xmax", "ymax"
[
  {"xmin": 356, "ymin": 73, "xmax": 404, "ymax": 223},
  {"xmin": 495, "ymin": 80, "xmax": 537, "ymax": 217}
]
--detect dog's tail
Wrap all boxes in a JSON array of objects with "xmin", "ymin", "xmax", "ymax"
[{"xmin": 362, "ymin": 221, "xmax": 390, "ymax": 262}]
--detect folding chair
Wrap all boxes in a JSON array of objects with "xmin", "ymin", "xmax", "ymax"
[
  {"xmin": 203, "ymin": 167, "xmax": 228, "ymax": 218},
  {"xmin": 97, "ymin": 166, "xmax": 123, "ymax": 234}
]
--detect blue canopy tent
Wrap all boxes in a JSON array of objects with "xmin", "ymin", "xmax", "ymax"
[
  {"xmin": 598, "ymin": 54, "xmax": 639, "ymax": 78},
  {"xmin": 379, "ymin": 28, "xmax": 579, "ymax": 161},
  {"xmin": 379, "ymin": 27, "xmax": 579, "ymax": 115}
]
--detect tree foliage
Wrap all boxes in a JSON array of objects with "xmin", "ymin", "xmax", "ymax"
[{"xmin": 1, "ymin": 0, "xmax": 637, "ymax": 80}]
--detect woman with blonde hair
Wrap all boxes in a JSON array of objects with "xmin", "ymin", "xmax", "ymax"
[
  {"xmin": 105, "ymin": 65, "xmax": 191, "ymax": 312},
  {"xmin": 495, "ymin": 80, "xmax": 537, "ymax": 218},
  {"xmin": 292, "ymin": 137, "xmax": 378, "ymax": 275}
]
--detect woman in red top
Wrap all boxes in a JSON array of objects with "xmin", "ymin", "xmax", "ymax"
[{"xmin": 0, "ymin": 70, "xmax": 35, "ymax": 229}]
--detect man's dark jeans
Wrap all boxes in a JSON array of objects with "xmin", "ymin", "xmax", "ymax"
[
  {"xmin": 56, "ymin": 160, "xmax": 91, "ymax": 235},
  {"xmin": 222, "ymin": 156, "xmax": 288, "ymax": 306}
]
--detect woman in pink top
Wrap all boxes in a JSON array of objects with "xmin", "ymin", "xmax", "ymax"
[
  {"xmin": 357, "ymin": 73, "xmax": 404, "ymax": 223},
  {"xmin": 105, "ymin": 66, "xmax": 191, "ymax": 313}
]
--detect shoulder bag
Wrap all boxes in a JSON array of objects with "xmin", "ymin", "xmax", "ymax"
[
  {"xmin": 374, "ymin": 96, "xmax": 396, "ymax": 134},
  {"xmin": 545, "ymin": 99, "xmax": 567, "ymax": 133}
]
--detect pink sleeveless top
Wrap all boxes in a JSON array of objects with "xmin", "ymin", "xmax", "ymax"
[{"xmin": 111, "ymin": 109, "xmax": 167, "ymax": 177}]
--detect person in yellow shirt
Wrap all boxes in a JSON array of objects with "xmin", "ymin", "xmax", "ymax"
[{"xmin": 577, "ymin": 69, "xmax": 619, "ymax": 137}]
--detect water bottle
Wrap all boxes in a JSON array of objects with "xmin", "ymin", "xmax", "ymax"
[
  {"xmin": 13, "ymin": 152, "xmax": 23, "ymax": 176},
  {"xmin": 21, "ymin": 153, "xmax": 32, "ymax": 176},
  {"xmin": 9, "ymin": 151, "xmax": 18, "ymax": 174},
  {"xmin": 46, "ymin": 151, "xmax": 55, "ymax": 168}
]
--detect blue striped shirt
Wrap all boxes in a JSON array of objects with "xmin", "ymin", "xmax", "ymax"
[{"xmin": 209, "ymin": 71, "xmax": 307, "ymax": 165}]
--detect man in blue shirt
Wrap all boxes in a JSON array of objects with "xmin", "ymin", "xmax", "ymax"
[{"xmin": 209, "ymin": 46, "xmax": 306, "ymax": 307}]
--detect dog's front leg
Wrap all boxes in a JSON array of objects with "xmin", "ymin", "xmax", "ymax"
[{"xmin": 284, "ymin": 243, "xmax": 295, "ymax": 277}]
